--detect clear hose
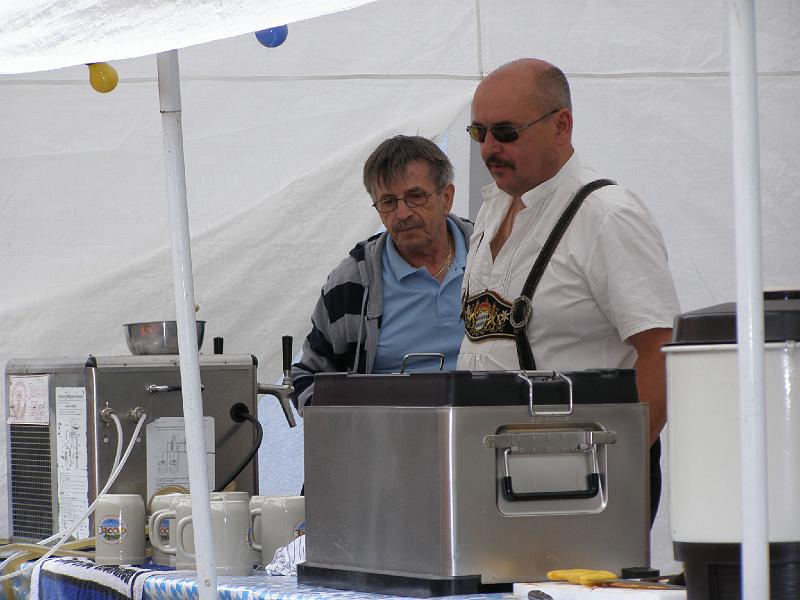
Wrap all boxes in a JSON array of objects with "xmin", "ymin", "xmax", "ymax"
[
  {"xmin": 0, "ymin": 539, "xmax": 96, "ymax": 600},
  {"xmin": 35, "ymin": 413, "xmax": 126, "ymax": 548},
  {"xmin": 0, "ymin": 413, "xmax": 148, "ymax": 585},
  {"xmin": 110, "ymin": 413, "xmax": 124, "ymax": 473},
  {"xmin": 0, "ymin": 406, "xmax": 130, "ymax": 594}
]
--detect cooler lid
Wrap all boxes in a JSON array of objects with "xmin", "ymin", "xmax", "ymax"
[
  {"xmin": 671, "ymin": 290, "xmax": 800, "ymax": 344},
  {"xmin": 312, "ymin": 369, "xmax": 638, "ymax": 408}
]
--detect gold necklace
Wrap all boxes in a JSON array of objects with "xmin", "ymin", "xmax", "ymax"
[{"xmin": 432, "ymin": 237, "xmax": 454, "ymax": 279}]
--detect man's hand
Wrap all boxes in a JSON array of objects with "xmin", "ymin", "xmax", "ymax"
[{"xmin": 627, "ymin": 327, "xmax": 673, "ymax": 445}]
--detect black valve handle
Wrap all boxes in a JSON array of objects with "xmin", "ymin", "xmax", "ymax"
[{"xmin": 282, "ymin": 335, "xmax": 293, "ymax": 374}]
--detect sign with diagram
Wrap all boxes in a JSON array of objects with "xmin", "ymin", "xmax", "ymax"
[
  {"xmin": 55, "ymin": 386, "xmax": 90, "ymax": 539},
  {"xmin": 145, "ymin": 416, "xmax": 215, "ymax": 500}
]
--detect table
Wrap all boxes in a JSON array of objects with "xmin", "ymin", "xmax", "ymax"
[
  {"xmin": 21, "ymin": 559, "xmax": 516, "ymax": 600},
  {"xmin": 142, "ymin": 574, "xmax": 515, "ymax": 600}
]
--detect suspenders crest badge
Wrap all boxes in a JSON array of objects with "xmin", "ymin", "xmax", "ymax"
[{"xmin": 462, "ymin": 290, "xmax": 516, "ymax": 341}]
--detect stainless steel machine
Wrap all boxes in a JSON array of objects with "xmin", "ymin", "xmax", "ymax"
[
  {"xmin": 5, "ymin": 354, "xmax": 262, "ymax": 542},
  {"xmin": 299, "ymin": 369, "xmax": 650, "ymax": 596}
]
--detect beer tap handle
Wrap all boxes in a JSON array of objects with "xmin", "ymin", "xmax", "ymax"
[
  {"xmin": 282, "ymin": 335, "xmax": 293, "ymax": 378},
  {"xmin": 280, "ymin": 335, "xmax": 297, "ymax": 427},
  {"xmin": 256, "ymin": 337, "xmax": 297, "ymax": 428}
]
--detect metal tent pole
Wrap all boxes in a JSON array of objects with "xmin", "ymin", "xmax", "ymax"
[
  {"xmin": 157, "ymin": 49, "xmax": 219, "ymax": 600},
  {"xmin": 727, "ymin": 1, "xmax": 769, "ymax": 599}
]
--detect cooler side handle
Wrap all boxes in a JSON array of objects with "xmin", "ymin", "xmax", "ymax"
[{"xmin": 484, "ymin": 431, "xmax": 616, "ymax": 503}]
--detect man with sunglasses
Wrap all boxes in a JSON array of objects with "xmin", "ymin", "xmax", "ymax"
[
  {"xmin": 291, "ymin": 135, "xmax": 472, "ymax": 413},
  {"xmin": 458, "ymin": 59, "xmax": 679, "ymax": 525}
]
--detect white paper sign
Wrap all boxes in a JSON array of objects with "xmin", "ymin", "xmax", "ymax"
[
  {"xmin": 55, "ymin": 387, "xmax": 89, "ymax": 539},
  {"xmin": 7, "ymin": 375, "xmax": 49, "ymax": 424},
  {"xmin": 146, "ymin": 417, "xmax": 215, "ymax": 500}
]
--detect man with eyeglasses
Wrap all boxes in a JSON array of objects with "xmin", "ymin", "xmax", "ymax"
[
  {"xmin": 458, "ymin": 59, "xmax": 679, "ymax": 525},
  {"xmin": 290, "ymin": 135, "xmax": 472, "ymax": 413}
]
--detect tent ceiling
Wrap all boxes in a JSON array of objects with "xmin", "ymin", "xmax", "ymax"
[{"xmin": 0, "ymin": 0, "xmax": 380, "ymax": 74}]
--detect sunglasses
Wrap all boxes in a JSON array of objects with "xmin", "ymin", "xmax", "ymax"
[{"xmin": 466, "ymin": 109, "xmax": 559, "ymax": 143}]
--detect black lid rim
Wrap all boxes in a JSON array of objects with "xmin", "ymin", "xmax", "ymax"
[{"xmin": 671, "ymin": 295, "xmax": 800, "ymax": 344}]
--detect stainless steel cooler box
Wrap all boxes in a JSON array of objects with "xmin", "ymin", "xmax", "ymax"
[
  {"xmin": 299, "ymin": 369, "xmax": 650, "ymax": 596},
  {"xmin": 5, "ymin": 354, "xmax": 260, "ymax": 542}
]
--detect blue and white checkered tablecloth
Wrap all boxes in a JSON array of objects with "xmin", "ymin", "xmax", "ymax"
[
  {"xmin": 142, "ymin": 573, "xmax": 516, "ymax": 600},
  {"xmin": 10, "ymin": 557, "xmax": 516, "ymax": 600}
]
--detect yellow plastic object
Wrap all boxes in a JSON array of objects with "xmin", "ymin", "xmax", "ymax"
[
  {"xmin": 547, "ymin": 568, "xmax": 618, "ymax": 586},
  {"xmin": 88, "ymin": 62, "xmax": 119, "ymax": 93}
]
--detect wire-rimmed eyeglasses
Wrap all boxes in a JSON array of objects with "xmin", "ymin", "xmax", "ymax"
[
  {"xmin": 372, "ymin": 190, "xmax": 434, "ymax": 213},
  {"xmin": 466, "ymin": 108, "xmax": 559, "ymax": 143}
]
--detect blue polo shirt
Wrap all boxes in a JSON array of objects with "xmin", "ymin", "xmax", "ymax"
[{"xmin": 372, "ymin": 218, "xmax": 467, "ymax": 373}]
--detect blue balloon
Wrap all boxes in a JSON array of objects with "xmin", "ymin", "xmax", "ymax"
[{"xmin": 255, "ymin": 25, "xmax": 289, "ymax": 47}]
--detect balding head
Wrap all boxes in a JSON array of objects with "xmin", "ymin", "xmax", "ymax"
[{"xmin": 484, "ymin": 59, "xmax": 572, "ymax": 114}]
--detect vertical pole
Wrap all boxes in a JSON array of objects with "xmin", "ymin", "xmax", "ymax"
[
  {"xmin": 156, "ymin": 49, "xmax": 219, "ymax": 600},
  {"xmin": 468, "ymin": 137, "xmax": 491, "ymax": 221},
  {"xmin": 727, "ymin": 2, "xmax": 770, "ymax": 599}
]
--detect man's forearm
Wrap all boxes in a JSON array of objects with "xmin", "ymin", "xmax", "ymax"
[{"xmin": 629, "ymin": 328, "xmax": 673, "ymax": 445}]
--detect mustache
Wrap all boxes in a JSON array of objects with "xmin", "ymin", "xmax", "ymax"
[
  {"xmin": 485, "ymin": 155, "xmax": 514, "ymax": 170},
  {"xmin": 393, "ymin": 216, "xmax": 423, "ymax": 233}
]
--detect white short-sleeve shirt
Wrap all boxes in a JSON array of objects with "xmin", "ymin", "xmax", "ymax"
[{"xmin": 457, "ymin": 154, "xmax": 680, "ymax": 372}]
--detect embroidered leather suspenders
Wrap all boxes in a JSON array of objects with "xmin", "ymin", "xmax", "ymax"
[{"xmin": 463, "ymin": 178, "xmax": 616, "ymax": 370}]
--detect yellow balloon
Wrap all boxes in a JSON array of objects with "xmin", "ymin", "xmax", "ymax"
[{"xmin": 88, "ymin": 62, "xmax": 119, "ymax": 93}]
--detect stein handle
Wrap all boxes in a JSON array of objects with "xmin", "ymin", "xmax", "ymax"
[
  {"xmin": 250, "ymin": 507, "xmax": 263, "ymax": 552},
  {"xmin": 148, "ymin": 509, "xmax": 176, "ymax": 555},
  {"xmin": 175, "ymin": 515, "xmax": 196, "ymax": 559}
]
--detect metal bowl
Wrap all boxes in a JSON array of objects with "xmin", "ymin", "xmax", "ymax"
[{"xmin": 123, "ymin": 321, "xmax": 206, "ymax": 355}]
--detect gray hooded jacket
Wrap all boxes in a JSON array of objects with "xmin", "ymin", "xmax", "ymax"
[{"xmin": 290, "ymin": 215, "xmax": 473, "ymax": 413}]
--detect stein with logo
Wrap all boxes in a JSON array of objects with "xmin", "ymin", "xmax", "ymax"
[
  {"xmin": 95, "ymin": 494, "xmax": 146, "ymax": 565},
  {"xmin": 175, "ymin": 491, "xmax": 253, "ymax": 575}
]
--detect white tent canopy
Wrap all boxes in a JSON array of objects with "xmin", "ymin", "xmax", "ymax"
[
  {"xmin": 0, "ymin": 0, "xmax": 379, "ymax": 74},
  {"xmin": 1, "ymin": 0, "xmax": 799, "ymax": 581}
]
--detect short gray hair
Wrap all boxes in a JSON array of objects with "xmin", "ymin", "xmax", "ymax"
[
  {"xmin": 534, "ymin": 65, "xmax": 572, "ymax": 113},
  {"xmin": 363, "ymin": 135, "xmax": 454, "ymax": 199}
]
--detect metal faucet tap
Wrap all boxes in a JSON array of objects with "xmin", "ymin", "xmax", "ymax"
[{"xmin": 257, "ymin": 335, "xmax": 297, "ymax": 428}]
